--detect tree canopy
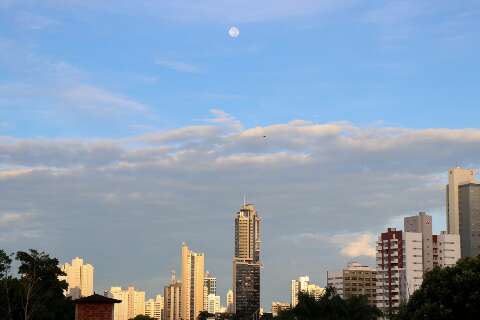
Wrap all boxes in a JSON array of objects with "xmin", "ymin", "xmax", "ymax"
[
  {"xmin": 395, "ymin": 255, "xmax": 480, "ymax": 320},
  {"xmin": 275, "ymin": 287, "xmax": 381, "ymax": 320}
]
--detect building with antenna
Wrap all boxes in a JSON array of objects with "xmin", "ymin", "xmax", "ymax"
[
  {"xmin": 164, "ymin": 271, "xmax": 181, "ymax": 320},
  {"xmin": 233, "ymin": 202, "xmax": 261, "ymax": 320}
]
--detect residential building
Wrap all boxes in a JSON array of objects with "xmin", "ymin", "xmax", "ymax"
[
  {"xmin": 376, "ymin": 228, "xmax": 423, "ymax": 314},
  {"xmin": 459, "ymin": 183, "xmax": 480, "ymax": 257},
  {"xmin": 181, "ymin": 243, "xmax": 205, "ymax": 320},
  {"xmin": 271, "ymin": 302, "xmax": 290, "ymax": 317},
  {"xmin": 107, "ymin": 286, "xmax": 145, "ymax": 320},
  {"xmin": 233, "ymin": 203, "xmax": 261, "ymax": 320},
  {"xmin": 60, "ymin": 257, "xmax": 94, "ymax": 299},
  {"xmin": 206, "ymin": 294, "xmax": 221, "ymax": 314},
  {"xmin": 433, "ymin": 231, "xmax": 461, "ymax": 267},
  {"xmin": 145, "ymin": 295, "xmax": 164, "ymax": 320},
  {"xmin": 164, "ymin": 272, "xmax": 181, "ymax": 320},
  {"xmin": 327, "ymin": 262, "xmax": 376, "ymax": 306},
  {"xmin": 226, "ymin": 289, "xmax": 234, "ymax": 313},
  {"xmin": 291, "ymin": 276, "xmax": 324, "ymax": 306},
  {"xmin": 203, "ymin": 272, "xmax": 217, "ymax": 310},
  {"xmin": 404, "ymin": 212, "xmax": 434, "ymax": 272},
  {"xmin": 446, "ymin": 167, "xmax": 476, "ymax": 234}
]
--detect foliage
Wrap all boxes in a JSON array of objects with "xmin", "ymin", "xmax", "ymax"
[
  {"xmin": 0, "ymin": 249, "xmax": 74, "ymax": 320},
  {"xmin": 395, "ymin": 255, "xmax": 480, "ymax": 320},
  {"xmin": 275, "ymin": 287, "xmax": 381, "ymax": 320},
  {"xmin": 198, "ymin": 310, "xmax": 215, "ymax": 320}
]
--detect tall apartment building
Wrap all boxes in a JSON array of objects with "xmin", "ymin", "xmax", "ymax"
[
  {"xmin": 164, "ymin": 272, "xmax": 181, "ymax": 320},
  {"xmin": 459, "ymin": 183, "xmax": 480, "ymax": 257},
  {"xmin": 291, "ymin": 276, "xmax": 325, "ymax": 306},
  {"xmin": 376, "ymin": 228, "xmax": 423, "ymax": 314},
  {"xmin": 433, "ymin": 231, "xmax": 461, "ymax": 267},
  {"xmin": 233, "ymin": 203, "xmax": 261, "ymax": 320},
  {"xmin": 203, "ymin": 272, "xmax": 217, "ymax": 310},
  {"xmin": 327, "ymin": 262, "xmax": 376, "ymax": 306},
  {"xmin": 446, "ymin": 167, "xmax": 476, "ymax": 234},
  {"xmin": 226, "ymin": 289, "xmax": 234, "ymax": 313},
  {"xmin": 271, "ymin": 302, "xmax": 290, "ymax": 317},
  {"xmin": 60, "ymin": 257, "xmax": 94, "ymax": 299},
  {"xmin": 107, "ymin": 286, "xmax": 145, "ymax": 320},
  {"xmin": 181, "ymin": 243, "xmax": 205, "ymax": 320},
  {"xmin": 404, "ymin": 212, "xmax": 433, "ymax": 272},
  {"xmin": 206, "ymin": 294, "xmax": 221, "ymax": 314},
  {"xmin": 145, "ymin": 295, "xmax": 164, "ymax": 320}
]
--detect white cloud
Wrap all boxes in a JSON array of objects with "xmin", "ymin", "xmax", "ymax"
[
  {"xmin": 0, "ymin": 212, "xmax": 31, "ymax": 227},
  {"xmin": 331, "ymin": 233, "xmax": 377, "ymax": 258}
]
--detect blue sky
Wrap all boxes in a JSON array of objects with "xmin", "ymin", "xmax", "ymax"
[{"xmin": 1, "ymin": 0, "xmax": 480, "ymax": 310}]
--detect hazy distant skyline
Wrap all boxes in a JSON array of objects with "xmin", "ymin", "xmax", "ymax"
[{"xmin": 1, "ymin": 0, "xmax": 480, "ymax": 307}]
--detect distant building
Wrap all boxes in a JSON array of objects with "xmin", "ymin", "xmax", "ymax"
[
  {"xmin": 327, "ymin": 262, "xmax": 376, "ymax": 306},
  {"xmin": 181, "ymin": 243, "xmax": 205, "ymax": 320},
  {"xmin": 226, "ymin": 289, "xmax": 234, "ymax": 313},
  {"xmin": 404, "ymin": 212, "xmax": 434, "ymax": 272},
  {"xmin": 459, "ymin": 183, "xmax": 480, "ymax": 257},
  {"xmin": 203, "ymin": 272, "xmax": 217, "ymax": 310},
  {"xmin": 233, "ymin": 203, "xmax": 261, "ymax": 320},
  {"xmin": 376, "ymin": 228, "xmax": 423, "ymax": 314},
  {"xmin": 145, "ymin": 294, "xmax": 164, "ymax": 320},
  {"xmin": 291, "ymin": 276, "xmax": 325, "ymax": 307},
  {"xmin": 107, "ymin": 286, "xmax": 145, "ymax": 320},
  {"xmin": 164, "ymin": 272, "xmax": 181, "ymax": 320},
  {"xmin": 433, "ymin": 231, "xmax": 461, "ymax": 267},
  {"xmin": 271, "ymin": 302, "xmax": 290, "ymax": 317},
  {"xmin": 74, "ymin": 293, "xmax": 121, "ymax": 320},
  {"xmin": 206, "ymin": 294, "xmax": 221, "ymax": 314},
  {"xmin": 447, "ymin": 167, "xmax": 476, "ymax": 234},
  {"xmin": 60, "ymin": 257, "xmax": 94, "ymax": 299}
]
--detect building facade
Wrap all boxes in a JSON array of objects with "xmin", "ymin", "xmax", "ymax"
[
  {"xmin": 327, "ymin": 262, "xmax": 376, "ymax": 306},
  {"xmin": 206, "ymin": 294, "xmax": 221, "ymax": 314},
  {"xmin": 233, "ymin": 203, "xmax": 261, "ymax": 320},
  {"xmin": 459, "ymin": 183, "xmax": 480, "ymax": 257},
  {"xmin": 433, "ymin": 231, "xmax": 461, "ymax": 267},
  {"xmin": 107, "ymin": 286, "xmax": 145, "ymax": 320},
  {"xmin": 404, "ymin": 212, "xmax": 434, "ymax": 272},
  {"xmin": 203, "ymin": 272, "xmax": 217, "ymax": 310},
  {"xmin": 226, "ymin": 289, "xmax": 234, "ymax": 313},
  {"xmin": 145, "ymin": 295, "xmax": 164, "ymax": 320},
  {"xmin": 181, "ymin": 243, "xmax": 205, "ymax": 320},
  {"xmin": 60, "ymin": 257, "xmax": 94, "ymax": 299},
  {"xmin": 447, "ymin": 167, "xmax": 476, "ymax": 234},
  {"xmin": 271, "ymin": 302, "xmax": 290, "ymax": 317},
  {"xmin": 376, "ymin": 228, "xmax": 423, "ymax": 314},
  {"xmin": 164, "ymin": 272, "xmax": 182, "ymax": 320}
]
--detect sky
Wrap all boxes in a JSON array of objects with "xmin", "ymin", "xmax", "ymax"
[{"xmin": 1, "ymin": 0, "xmax": 480, "ymax": 309}]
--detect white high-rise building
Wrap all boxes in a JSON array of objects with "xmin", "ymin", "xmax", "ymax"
[
  {"xmin": 145, "ymin": 294, "xmax": 164, "ymax": 320},
  {"xmin": 226, "ymin": 289, "xmax": 234, "ymax": 313},
  {"xmin": 60, "ymin": 257, "xmax": 94, "ymax": 299},
  {"xmin": 447, "ymin": 167, "xmax": 476, "ymax": 234},
  {"xmin": 376, "ymin": 228, "xmax": 423, "ymax": 314},
  {"xmin": 107, "ymin": 286, "xmax": 145, "ymax": 320},
  {"xmin": 290, "ymin": 276, "xmax": 324, "ymax": 307},
  {"xmin": 433, "ymin": 231, "xmax": 461, "ymax": 267},
  {"xmin": 207, "ymin": 294, "xmax": 221, "ymax": 314},
  {"xmin": 203, "ymin": 272, "xmax": 217, "ymax": 310},
  {"xmin": 181, "ymin": 243, "xmax": 205, "ymax": 320}
]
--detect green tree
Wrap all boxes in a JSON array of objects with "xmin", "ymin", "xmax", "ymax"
[
  {"xmin": 198, "ymin": 310, "xmax": 214, "ymax": 320},
  {"xmin": 395, "ymin": 255, "xmax": 480, "ymax": 320},
  {"xmin": 0, "ymin": 249, "xmax": 14, "ymax": 320},
  {"xmin": 276, "ymin": 287, "xmax": 381, "ymax": 320}
]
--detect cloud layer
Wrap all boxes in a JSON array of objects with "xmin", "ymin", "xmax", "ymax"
[{"xmin": 1, "ymin": 110, "xmax": 480, "ymax": 304}]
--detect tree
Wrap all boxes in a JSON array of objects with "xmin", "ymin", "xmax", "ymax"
[
  {"xmin": 395, "ymin": 255, "xmax": 480, "ymax": 320},
  {"xmin": 0, "ymin": 249, "xmax": 14, "ymax": 320},
  {"xmin": 276, "ymin": 287, "xmax": 381, "ymax": 320},
  {"xmin": 198, "ymin": 310, "xmax": 214, "ymax": 320}
]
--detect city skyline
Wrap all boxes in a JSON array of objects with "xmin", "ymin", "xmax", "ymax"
[{"xmin": 1, "ymin": 0, "xmax": 480, "ymax": 311}]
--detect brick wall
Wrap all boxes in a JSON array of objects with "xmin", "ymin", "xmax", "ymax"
[{"xmin": 76, "ymin": 303, "xmax": 114, "ymax": 320}]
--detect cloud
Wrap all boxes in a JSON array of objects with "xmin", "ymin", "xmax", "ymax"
[
  {"xmin": 155, "ymin": 59, "xmax": 200, "ymax": 73},
  {"xmin": 0, "ymin": 212, "xmax": 29, "ymax": 226},
  {"xmin": 331, "ymin": 233, "xmax": 376, "ymax": 258}
]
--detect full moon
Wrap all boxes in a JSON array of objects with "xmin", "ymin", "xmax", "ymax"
[{"xmin": 228, "ymin": 26, "xmax": 240, "ymax": 38}]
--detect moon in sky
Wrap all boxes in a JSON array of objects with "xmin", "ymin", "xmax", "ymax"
[{"xmin": 228, "ymin": 26, "xmax": 240, "ymax": 38}]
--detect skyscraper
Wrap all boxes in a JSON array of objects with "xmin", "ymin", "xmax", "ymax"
[
  {"xmin": 164, "ymin": 272, "xmax": 181, "ymax": 320},
  {"xmin": 145, "ymin": 294, "xmax": 164, "ymax": 320},
  {"xmin": 433, "ymin": 231, "xmax": 461, "ymax": 267},
  {"xmin": 290, "ymin": 276, "xmax": 310, "ymax": 307},
  {"xmin": 107, "ymin": 286, "xmax": 145, "ymax": 320},
  {"xmin": 446, "ymin": 167, "xmax": 476, "ymax": 234},
  {"xmin": 327, "ymin": 262, "xmax": 376, "ymax": 306},
  {"xmin": 404, "ymin": 212, "xmax": 434, "ymax": 272},
  {"xmin": 459, "ymin": 182, "xmax": 480, "ymax": 257},
  {"xmin": 233, "ymin": 203, "xmax": 261, "ymax": 320},
  {"xmin": 60, "ymin": 257, "xmax": 94, "ymax": 299},
  {"xmin": 226, "ymin": 289, "xmax": 234, "ymax": 313},
  {"xmin": 181, "ymin": 243, "xmax": 205, "ymax": 320},
  {"xmin": 203, "ymin": 272, "xmax": 217, "ymax": 310},
  {"xmin": 376, "ymin": 228, "xmax": 423, "ymax": 314}
]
